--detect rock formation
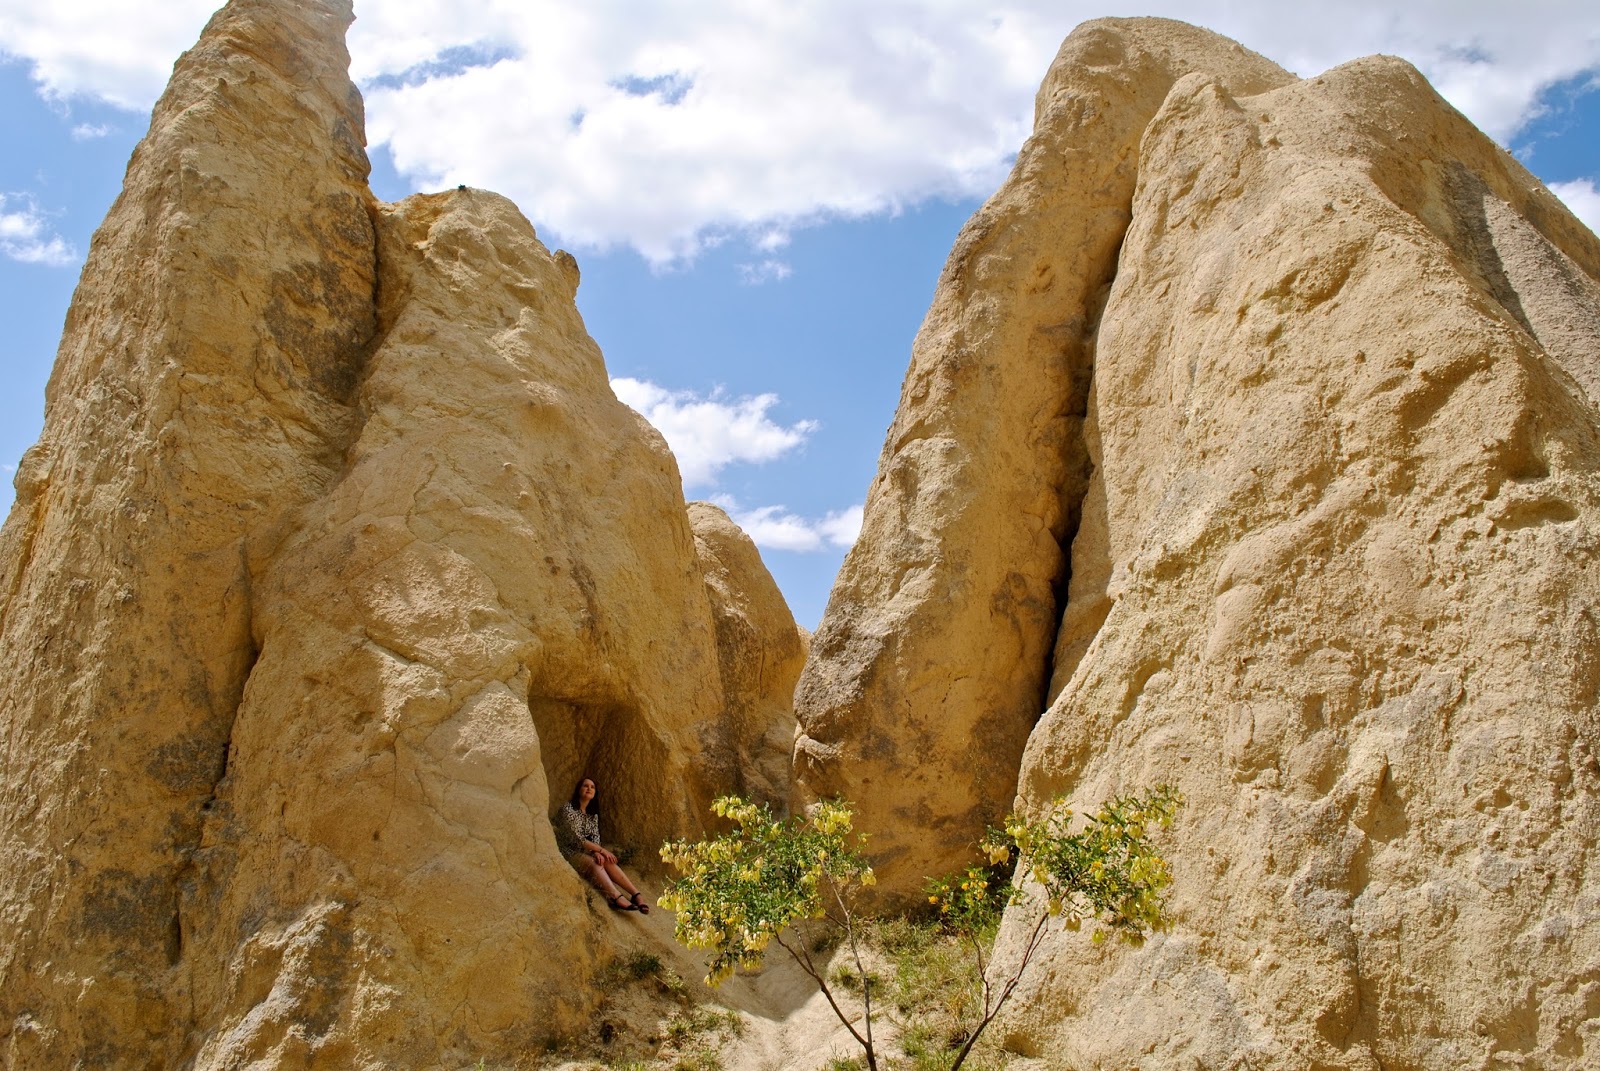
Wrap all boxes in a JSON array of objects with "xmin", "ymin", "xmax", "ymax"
[
  {"xmin": 178, "ymin": 187, "xmax": 735, "ymax": 1068},
  {"xmin": 793, "ymin": 20, "xmax": 1293, "ymax": 898},
  {"xmin": 0, "ymin": 1, "xmax": 797, "ymax": 1067},
  {"xmin": 688, "ymin": 501, "xmax": 806, "ymax": 808},
  {"xmin": 0, "ymin": 1, "xmax": 378, "ymax": 1063},
  {"xmin": 8, "ymin": 1, "xmax": 1600, "ymax": 1066},
  {"xmin": 804, "ymin": 15, "xmax": 1600, "ymax": 1070}
]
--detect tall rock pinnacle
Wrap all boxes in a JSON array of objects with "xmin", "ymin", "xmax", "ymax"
[
  {"xmin": 793, "ymin": 19, "xmax": 1293, "ymax": 899},
  {"xmin": 1001, "ymin": 36, "xmax": 1600, "ymax": 1069},
  {"xmin": 0, "ymin": 0, "xmax": 376, "ymax": 1064},
  {"xmin": 181, "ymin": 187, "xmax": 727, "ymax": 1068}
]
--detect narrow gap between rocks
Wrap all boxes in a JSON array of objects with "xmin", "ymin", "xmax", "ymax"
[{"xmin": 1040, "ymin": 267, "xmax": 1123, "ymax": 711}]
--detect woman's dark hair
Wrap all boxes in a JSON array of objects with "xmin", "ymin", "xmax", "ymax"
[{"xmin": 569, "ymin": 777, "xmax": 599, "ymax": 815}]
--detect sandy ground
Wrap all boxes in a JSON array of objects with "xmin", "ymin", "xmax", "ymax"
[
  {"xmin": 543, "ymin": 876, "xmax": 1054, "ymax": 1071},
  {"xmin": 547, "ymin": 876, "xmax": 895, "ymax": 1071}
]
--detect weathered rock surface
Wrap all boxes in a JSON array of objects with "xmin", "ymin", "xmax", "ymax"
[
  {"xmin": 11, "ymin": 1, "xmax": 1599, "ymax": 1065},
  {"xmin": 688, "ymin": 501, "xmax": 806, "ymax": 807},
  {"xmin": 0, "ymin": 1, "xmax": 770, "ymax": 1067},
  {"xmin": 181, "ymin": 188, "xmax": 731, "ymax": 1068},
  {"xmin": 805, "ymin": 15, "xmax": 1600, "ymax": 1070},
  {"xmin": 793, "ymin": 19, "xmax": 1293, "ymax": 899},
  {"xmin": 1000, "ymin": 45, "xmax": 1600, "ymax": 1069},
  {"xmin": 0, "ymin": 1, "xmax": 376, "ymax": 1064}
]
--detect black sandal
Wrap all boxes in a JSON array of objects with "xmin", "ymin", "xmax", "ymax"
[
  {"xmin": 609, "ymin": 893, "xmax": 637, "ymax": 912},
  {"xmin": 630, "ymin": 893, "xmax": 651, "ymax": 915}
]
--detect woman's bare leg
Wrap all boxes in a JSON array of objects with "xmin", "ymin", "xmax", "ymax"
[
  {"xmin": 602, "ymin": 861, "xmax": 641, "ymax": 900},
  {"xmin": 578, "ymin": 857, "xmax": 624, "ymax": 900}
]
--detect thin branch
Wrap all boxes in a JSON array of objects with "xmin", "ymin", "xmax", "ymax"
[
  {"xmin": 775, "ymin": 933, "xmax": 874, "ymax": 1063},
  {"xmin": 819, "ymin": 877, "xmax": 857, "ymax": 934},
  {"xmin": 948, "ymin": 910, "xmax": 1051, "ymax": 1071},
  {"xmin": 962, "ymin": 927, "xmax": 994, "ymax": 1019},
  {"xmin": 831, "ymin": 879, "xmax": 878, "ymax": 1071},
  {"xmin": 793, "ymin": 930, "xmax": 821, "ymax": 979}
]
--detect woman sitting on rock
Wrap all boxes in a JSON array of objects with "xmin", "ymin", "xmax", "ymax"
[{"xmin": 557, "ymin": 776, "xmax": 650, "ymax": 914}]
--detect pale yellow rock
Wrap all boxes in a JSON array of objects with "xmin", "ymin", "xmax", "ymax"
[
  {"xmin": 793, "ymin": 18, "xmax": 1293, "ymax": 900},
  {"xmin": 986, "ymin": 28, "xmax": 1600, "ymax": 1071},
  {"xmin": 0, "ymin": 1, "xmax": 740, "ymax": 1067},
  {"xmin": 688, "ymin": 501, "xmax": 806, "ymax": 807},
  {"xmin": 0, "ymin": 1, "xmax": 375, "ymax": 1064},
  {"xmin": 185, "ymin": 189, "xmax": 728, "ymax": 1068}
]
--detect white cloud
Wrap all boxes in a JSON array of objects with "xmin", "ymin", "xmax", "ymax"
[
  {"xmin": 754, "ymin": 229, "xmax": 790, "ymax": 253},
  {"xmin": 817, "ymin": 504, "xmax": 865, "ymax": 547},
  {"xmin": 1550, "ymin": 178, "xmax": 1600, "ymax": 235},
  {"xmin": 0, "ymin": 0, "xmax": 215, "ymax": 109},
  {"xmin": 711, "ymin": 496, "xmax": 865, "ymax": 553},
  {"xmin": 610, "ymin": 377, "xmax": 817, "ymax": 488},
  {"xmin": 727, "ymin": 505, "xmax": 830, "ymax": 552},
  {"xmin": 0, "ymin": 192, "xmax": 76, "ymax": 266},
  {"xmin": 609, "ymin": 377, "xmax": 858, "ymax": 551},
  {"xmin": 70, "ymin": 122, "xmax": 111, "ymax": 140},
  {"xmin": 2, "ymin": 2, "xmax": 1598, "ymax": 260},
  {"xmin": 356, "ymin": 1, "xmax": 1044, "ymax": 263},
  {"xmin": 737, "ymin": 259, "xmax": 792, "ymax": 285}
]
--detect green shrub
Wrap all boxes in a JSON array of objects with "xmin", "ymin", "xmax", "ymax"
[
  {"xmin": 659, "ymin": 797, "xmax": 884, "ymax": 1066},
  {"xmin": 980, "ymin": 785, "xmax": 1182, "ymax": 944},
  {"xmin": 660, "ymin": 797, "xmax": 873, "ymax": 985},
  {"xmin": 923, "ymin": 785, "xmax": 1185, "ymax": 1068},
  {"xmin": 659, "ymin": 788, "xmax": 1183, "ymax": 1071}
]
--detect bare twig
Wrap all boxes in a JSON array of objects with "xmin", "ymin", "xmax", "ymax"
[
  {"xmin": 775, "ymin": 932, "xmax": 877, "ymax": 1070},
  {"xmin": 831, "ymin": 877, "xmax": 878, "ymax": 1071},
  {"xmin": 947, "ymin": 909, "xmax": 1051, "ymax": 1070}
]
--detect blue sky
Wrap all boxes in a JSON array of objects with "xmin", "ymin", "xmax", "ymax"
[{"xmin": 3, "ymin": 2, "xmax": 1599, "ymax": 628}]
